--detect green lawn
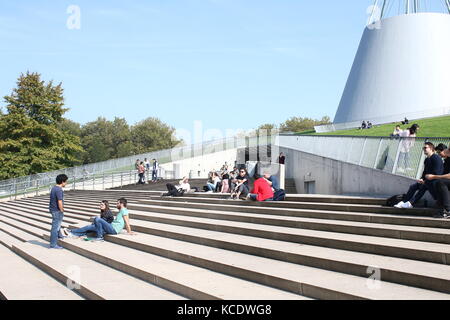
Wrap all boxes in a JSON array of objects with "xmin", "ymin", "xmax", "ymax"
[{"xmin": 302, "ymin": 115, "xmax": 450, "ymax": 138}]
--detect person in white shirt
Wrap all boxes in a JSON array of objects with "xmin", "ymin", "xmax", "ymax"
[{"xmin": 206, "ymin": 172, "xmax": 221, "ymax": 193}]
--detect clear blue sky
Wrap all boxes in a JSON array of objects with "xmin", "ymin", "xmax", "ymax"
[{"xmin": 0, "ymin": 1, "xmax": 385, "ymax": 134}]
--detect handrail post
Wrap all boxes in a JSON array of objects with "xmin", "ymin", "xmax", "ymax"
[
  {"xmin": 102, "ymin": 173, "xmax": 105, "ymax": 190},
  {"xmin": 373, "ymin": 138, "xmax": 383, "ymax": 169}
]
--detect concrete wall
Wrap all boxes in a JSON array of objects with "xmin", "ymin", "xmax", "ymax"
[
  {"xmin": 161, "ymin": 148, "xmax": 238, "ymax": 179},
  {"xmin": 280, "ymin": 146, "xmax": 433, "ymax": 201}
]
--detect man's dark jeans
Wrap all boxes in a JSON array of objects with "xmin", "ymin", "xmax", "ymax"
[
  {"xmin": 436, "ymin": 179, "xmax": 450, "ymax": 211},
  {"xmin": 404, "ymin": 180, "xmax": 438, "ymax": 204}
]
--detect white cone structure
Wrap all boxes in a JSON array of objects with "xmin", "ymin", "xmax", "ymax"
[{"xmin": 333, "ymin": 13, "xmax": 450, "ymax": 125}]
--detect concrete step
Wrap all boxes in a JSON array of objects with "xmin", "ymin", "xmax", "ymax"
[
  {"xmin": 11, "ymin": 241, "xmax": 185, "ymax": 300},
  {"xmin": 17, "ymin": 198, "xmax": 450, "ymax": 264},
  {"xmin": 0, "ymin": 202, "xmax": 308, "ymax": 299},
  {"xmin": 66, "ymin": 189, "xmax": 388, "ymax": 205},
  {"xmin": 64, "ymin": 229, "xmax": 450, "ymax": 300},
  {"xmin": 0, "ymin": 207, "xmax": 74, "ymax": 234},
  {"xmin": 0, "ymin": 216, "xmax": 186, "ymax": 300},
  {"xmin": 2, "ymin": 201, "xmax": 84, "ymax": 225},
  {"xmin": 44, "ymin": 235, "xmax": 308, "ymax": 300},
  {"xmin": 5, "ymin": 201, "xmax": 92, "ymax": 224},
  {"xmin": 134, "ymin": 198, "xmax": 449, "ymax": 229},
  {"xmin": 52, "ymin": 197, "xmax": 450, "ymax": 245},
  {"xmin": 0, "ymin": 231, "xmax": 83, "ymax": 300},
  {"xmin": 147, "ymin": 196, "xmax": 437, "ymax": 217},
  {"xmin": 25, "ymin": 196, "xmax": 450, "ymax": 231},
  {"xmin": 64, "ymin": 218, "xmax": 450, "ymax": 294}
]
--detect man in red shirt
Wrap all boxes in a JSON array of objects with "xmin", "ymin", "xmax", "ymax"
[{"xmin": 247, "ymin": 177, "xmax": 274, "ymax": 202}]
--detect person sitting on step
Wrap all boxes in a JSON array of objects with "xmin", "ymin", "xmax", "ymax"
[
  {"xmin": 63, "ymin": 200, "xmax": 114, "ymax": 238},
  {"xmin": 67, "ymin": 198, "xmax": 135, "ymax": 241},
  {"xmin": 394, "ymin": 142, "xmax": 444, "ymax": 209},
  {"xmin": 206, "ymin": 172, "xmax": 221, "ymax": 193},
  {"xmin": 246, "ymin": 175, "xmax": 274, "ymax": 202},
  {"xmin": 230, "ymin": 168, "xmax": 250, "ymax": 200},
  {"xmin": 425, "ymin": 146, "xmax": 450, "ymax": 219},
  {"xmin": 163, "ymin": 177, "xmax": 196, "ymax": 197}
]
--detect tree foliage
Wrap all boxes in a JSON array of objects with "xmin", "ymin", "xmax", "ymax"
[
  {"xmin": 279, "ymin": 116, "xmax": 331, "ymax": 133},
  {"xmin": 0, "ymin": 72, "xmax": 83, "ymax": 179}
]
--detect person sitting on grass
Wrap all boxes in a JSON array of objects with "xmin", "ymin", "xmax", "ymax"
[
  {"xmin": 63, "ymin": 200, "xmax": 114, "ymax": 238},
  {"xmin": 246, "ymin": 175, "xmax": 274, "ymax": 202}
]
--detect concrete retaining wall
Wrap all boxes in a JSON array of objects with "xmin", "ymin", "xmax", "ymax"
[{"xmin": 280, "ymin": 146, "xmax": 433, "ymax": 202}]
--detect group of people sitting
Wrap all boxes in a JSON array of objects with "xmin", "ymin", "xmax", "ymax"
[
  {"xmin": 393, "ymin": 142, "xmax": 450, "ymax": 219},
  {"xmin": 61, "ymin": 198, "xmax": 136, "ymax": 241},
  {"xmin": 360, "ymin": 121, "xmax": 373, "ymax": 130},
  {"xmin": 162, "ymin": 165, "xmax": 286, "ymax": 202}
]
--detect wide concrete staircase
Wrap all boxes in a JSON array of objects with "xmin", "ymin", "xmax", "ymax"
[{"xmin": 1, "ymin": 188, "xmax": 450, "ymax": 300}]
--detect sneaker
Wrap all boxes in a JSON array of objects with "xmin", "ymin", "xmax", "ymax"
[
  {"xmin": 401, "ymin": 201, "xmax": 413, "ymax": 209},
  {"xmin": 49, "ymin": 245, "xmax": 64, "ymax": 249},
  {"xmin": 394, "ymin": 201, "xmax": 405, "ymax": 208},
  {"xmin": 91, "ymin": 237, "xmax": 104, "ymax": 242},
  {"xmin": 61, "ymin": 228, "xmax": 71, "ymax": 236},
  {"xmin": 434, "ymin": 209, "xmax": 450, "ymax": 219},
  {"xmin": 66, "ymin": 232, "xmax": 80, "ymax": 239}
]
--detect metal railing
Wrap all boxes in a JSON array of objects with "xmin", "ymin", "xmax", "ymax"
[
  {"xmin": 278, "ymin": 134, "xmax": 450, "ymax": 180},
  {"xmin": 0, "ymin": 135, "xmax": 249, "ymax": 199}
]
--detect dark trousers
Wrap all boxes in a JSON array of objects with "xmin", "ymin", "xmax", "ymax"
[
  {"xmin": 404, "ymin": 180, "xmax": 438, "ymax": 204},
  {"xmin": 165, "ymin": 183, "xmax": 183, "ymax": 197},
  {"xmin": 436, "ymin": 179, "xmax": 450, "ymax": 211},
  {"xmin": 138, "ymin": 173, "xmax": 145, "ymax": 184}
]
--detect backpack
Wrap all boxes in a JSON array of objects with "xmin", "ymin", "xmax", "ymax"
[
  {"xmin": 386, "ymin": 194, "xmax": 405, "ymax": 207},
  {"xmin": 273, "ymin": 189, "xmax": 286, "ymax": 201}
]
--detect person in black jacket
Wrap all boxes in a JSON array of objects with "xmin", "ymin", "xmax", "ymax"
[
  {"xmin": 62, "ymin": 200, "xmax": 114, "ymax": 238},
  {"xmin": 394, "ymin": 142, "xmax": 444, "ymax": 209},
  {"xmin": 425, "ymin": 147, "xmax": 450, "ymax": 219},
  {"xmin": 435, "ymin": 143, "xmax": 450, "ymax": 174}
]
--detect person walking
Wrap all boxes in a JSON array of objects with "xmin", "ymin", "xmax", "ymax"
[
  {"xmin": 137, "ymin": 162, "xmax": 146, "ymax": 184},
  {"xmin": 48, "ymin": 174, "xmax": 68, "ymax": 249}
]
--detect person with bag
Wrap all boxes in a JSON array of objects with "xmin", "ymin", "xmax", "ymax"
[
  {"xmin": 246, "ymin": 177, "xmax": 274, "ymax": 202},
  {"xmin": 263, "ymin": 171, "xmax": 286, "ymax": 201}
]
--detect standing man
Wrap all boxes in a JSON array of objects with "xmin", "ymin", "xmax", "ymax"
[
  {"xmin": 144, "ymin": 158, "xmax": 150, "ymax": 181},
  {"xmin": 152, "ymin": 159, "xmax": 159, "ymax": 182},
  {"xmin": 48, "ymin": 174, "xmax": 68, "ymax": 249},
  {"xmin": 278, "ymin": 153, "xmax": 285, "ymax": 165}
]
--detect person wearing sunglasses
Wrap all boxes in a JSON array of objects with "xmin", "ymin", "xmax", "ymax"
[
  {"xmin": 395, "ymin": 142, "xmax": 443, "ymax": 209},
  {"xmin": 231, "ymin": 168, "xmax": 250, "ymax": 200}
]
